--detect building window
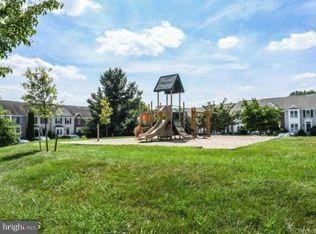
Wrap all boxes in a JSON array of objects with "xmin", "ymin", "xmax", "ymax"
[
  {"xmin": 34, "ymin": 117, "xmax": 38, "ymax": 124},
  {"xmin": 15, "ymin": 116, "xmax": 21, "ymax": 124},
  {"xmin": 76, "ymin": 118, "xmax": 84, "ymax": 126},
  {"xmin": 303, "ymin": 109, "xmax": 314, "ymax": 118},
  {"xmin": 290, "ymin": 110, "xmax": 298, "ymax": 118},
  {"xmin": 306, "ymin": 121, "xmax": 312, "ymax": 132},
  {"xmin": 40, "ymin": 118, "xmax": 47, "ymax": 124},
  {"xmin": 16, "ymin": 126, "xmax": 21, "ymax": 137},
  {"xmin": 11, "ymin": 116, "xmax": 21, "ymax": 124},
  {"xmin": 55, "ymin": 127, "xmax": 64, "ymax": 136},
  {"xmin": 55, "ymin": 117, "xmax": 62, "ymax": 124},
  {"xmin": 65, "ymin": 117, "xmax": 71, "ymax": 124},
  {"xmin": 290, "ymin": 124, "xmax": 298, "ymax": 131}
]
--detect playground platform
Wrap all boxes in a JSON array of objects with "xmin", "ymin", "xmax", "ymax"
[{"xmin": 64, "ymin": 135, "xmax": 275, "ymax": 149}]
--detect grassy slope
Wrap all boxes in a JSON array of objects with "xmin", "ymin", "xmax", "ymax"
[{"xmin": 0, "ymin": 138, "xmax": 315, "ymax": 233}]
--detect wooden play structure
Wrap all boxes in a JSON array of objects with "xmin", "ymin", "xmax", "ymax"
[
  {"xmin": 134, "ymin": 112, "xmax": 153, "ymax": 137},
  {"xmin": 135, "ymin": 74, "xmax": 211, "ymax": 141},
  {"xmin": 191, "ymin": 108, "xmax": 211, "ymax": 138}
]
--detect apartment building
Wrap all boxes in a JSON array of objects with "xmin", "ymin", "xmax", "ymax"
[{"xmin": 0, "ymin": 100, "xmax": 91, "ymax": 138}]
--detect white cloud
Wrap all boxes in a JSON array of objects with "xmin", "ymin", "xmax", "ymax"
[
  {"xmin": 266, "ymin": 31, "xmax": 316, "ymax": 51},
  {"xmin": 95, "ymin": 21, "xmax": 185, "ymax": 56},
  {"xmin": 218, "ymin": 36, "xmax": 239, "ymax": 49},
  {"xmin": 200, "ymin": 0, "xmax": 281, "ymax": 27},
  {"xmin": 54, "ymin": 0, "xmax": 102, "ymax": 17},
  {"xmin": 124, "ymin": 59, "xmax": 249, "ymax": 75},
  {"xmin": 1, "ymin": 54, "xmax": 86, "ymax": 80},
  {"xmin": 292, "ymin": 72, "xmax": 316, "ymax": 82}
]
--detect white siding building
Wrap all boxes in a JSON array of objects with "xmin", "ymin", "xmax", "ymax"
[{"xmin": 0, "ymin": 100, "xmax": 91, "ymax": 138}]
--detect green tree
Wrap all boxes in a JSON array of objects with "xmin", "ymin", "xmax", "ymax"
[
  {"xmin": 0, "ymin": 107, "xmax": 18, "ymax": 147},
  {"xmin": 97, "ymin": 99, "xmax": 113, "ymax": 139},
  {"xmin": 99, "ymin": 99, "xmax": 113, "ymax": 125},
  {"xmin": 26, "ymin": 111, "xmax": 35, "ymax": 140},
  {"xmin": 290, "ymin": 90, "xmax": 316, "ymax": 96},
  {"xmin": 22, "ymin": 66, "xmax": 60, "ymax": 151},
  {"xmin": 0, "ymin": 0, "xmax": 62, "ymax": 77},
  {"xmin": 204, "ymin": 98, "xmax": 236, "ymax": 133},
  {"xmin": 87, "ymin": 68, "xmax": 143, "ymax": 136},
  {"xmin": 240, "ymin": 99, "xmax": 281, "ymax": 134}
]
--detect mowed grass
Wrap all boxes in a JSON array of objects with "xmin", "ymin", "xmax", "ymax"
[{"xmin": 0, "ymin": 138, "xmax": 315, "ymax": 233}]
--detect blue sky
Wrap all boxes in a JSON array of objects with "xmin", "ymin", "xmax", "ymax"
[{"xmin": 1, "ymin": 0, "xmax": 316, "ymax": 106}]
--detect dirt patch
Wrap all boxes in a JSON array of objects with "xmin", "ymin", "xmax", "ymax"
[{"xmin": 63, "ymin": 135, "xmax": 275, "ymax": 149}]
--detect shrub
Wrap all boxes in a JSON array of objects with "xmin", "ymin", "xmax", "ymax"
[
  {"xmin": 278, "ymin": 128, "xmax": 288, "ymax": 133},
  {"xmin": 76, "ymin": 130, "xmax": 83, "ymax": 137},
  {"xmin": 47, "ymin": 130, "xmax": 55, "ymax": 139},
  {"xmin": 310, "ymin": 126, "xmax": 316, "ymax": 136},
  {"xmin": 0, "ymin": 116, "xmax": 18, "ymax": 147},
  {"xmin": 237, "ymin": 128, "xmax": 248, "ymax": 135},
  {"xmin": 297, "ymin": 129, "xmax": 306, "ymax": 136}
]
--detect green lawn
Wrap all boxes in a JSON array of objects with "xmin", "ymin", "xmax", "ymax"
[{"xmin": 0, "ymin": 138, "xmax": 315, "ymax": 233}]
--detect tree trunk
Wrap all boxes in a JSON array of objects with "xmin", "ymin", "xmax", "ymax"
[
  {"xmin": 45, "ymin": 121, "xmax": 48, "ymax": 152},
  {"xmin": 38, "ymin": 128, "xmax": 42, "ymax": 151},
  {"xmin": 97, "ymin": 123, "xmax": 100, "ymax": 141},
  {"xmin": 54, "ymin": 134, "xmax": 58, "ymax": 152}
]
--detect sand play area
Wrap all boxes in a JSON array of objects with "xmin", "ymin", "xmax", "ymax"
[{"xmin": 64, "ymin": 135, "xmax": 275, "ymax": 149}]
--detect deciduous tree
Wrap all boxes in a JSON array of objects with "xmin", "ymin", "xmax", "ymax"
[
  {"xmin": 240, "ymin": 99, "xmax": 281, "ymax": 134},
  {"xmin": 22, "ymin": 66, "xmax": 60, "ymax": 151},
  {"xmin": 204, "ymin": 98, "xmax": 236, "ymax": 133},
  {"xmin": 0, "ymin": 0, "xmax": 62, "ymax": 77},
  {"xmin": 99, "ymin": 99, "xmax": 113, "ymax": 126},
  {"xmin": 97, "ymin": 99, "xmax": 113, "ymax": 139}
]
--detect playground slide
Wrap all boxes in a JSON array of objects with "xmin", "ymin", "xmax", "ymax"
[
  {"xmin": 138, "ymin": 118, "xmax": 161, "ymax": 139},
  {"xmin": 173, "ymin": 120, "xmax": 192, "ymax": 140},
  {"xmin": 142, "ymin": 119, "xmax": 168, "ymax": 140}
]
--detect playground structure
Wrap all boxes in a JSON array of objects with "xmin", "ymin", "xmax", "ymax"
[
  {"xmin": 191, "ymin": 108, "xmax": 211, "ymax": 138},
  {"xmin": 135, "ymin": 74, "xmax": 211, "ymax": 141},
  {"xmin": 134, "ymin": 112, "xmax": 153, "ymax": 138}
]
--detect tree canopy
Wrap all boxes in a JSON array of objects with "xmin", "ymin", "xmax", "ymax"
[
  {"xmin": 240, "ymin": 99, "xmax": 281, "ymax": 134},
  {"xmin": 0, "ymin": 106, "xmax": 18, "ymax": 147},
  {"xmin": 87, "ymin": 68, "xmax": 143, "ymax": 136},
  {"xmin": 290, "ymin": 90, "xmax": 316, "ymax": 96},
  {"xmin": 0, "ymin": 0, "xmax": 62, "ymax": 77},
  {"xmin": 99, "ymin": 99, "xmax": 113, "ymax": 126},
  {"xmin": 22, "ymin": 66, "xmax": 60, "ymax": 151},
  {"xmin": 204, "ymin": 98, "xmax": 236, "ymax": 133}
]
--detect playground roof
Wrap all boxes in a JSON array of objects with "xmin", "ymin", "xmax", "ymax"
[{"xmin": 153, "ymin": 74, "xmax": 185, "ymax": 94}]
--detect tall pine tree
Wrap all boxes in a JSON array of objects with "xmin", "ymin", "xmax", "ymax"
[
  {"xmin": 87, "ymin": 68, "xmax": 143, "ymax": 136},
  {"xmin": 26, "ymin": 111, "xmax": 35, "ymax": 141}
]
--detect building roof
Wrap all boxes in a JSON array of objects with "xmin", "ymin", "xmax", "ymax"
[
  {"xmin": 0, "ymin": 100, "xmax": 29, "ymax": 116},
  {"xmin": 0, "ymin": 100, "xmax": 91, "ymax": 118},
  {"xmin": 259, "ymin": 94, "xmax": 316, "ymax": 109},
  {"xmin": 229, "ymin": 94, "xmax": 316, "ymax": 112},
  {"xmin": 188, "ymin": 94, "xmax": 316, "ymax": 114},
  {"xmin": 153, "ymin": 74, "xmax": 185, "ymax": 94}
]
